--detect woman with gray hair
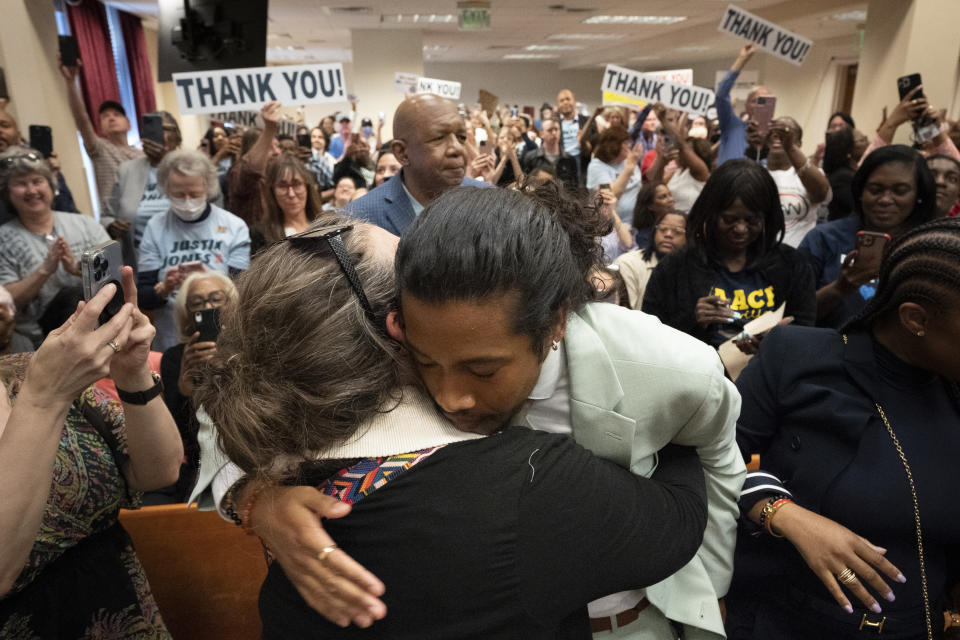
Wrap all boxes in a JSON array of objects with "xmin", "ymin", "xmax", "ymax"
[
  {"xmin": 104, "ymin": 110, "xmax": 182, "ymax": 266},
  {"xmin": 0, "ymin": 147, "xmax": 110, "ymax": 348},
  {"xmin": 158, "ymin": 270, "xmax": 237, "ymax": 501},
  {"xmin": 136, "ymin": 149, "xmax": 249, "ymax": 351}
]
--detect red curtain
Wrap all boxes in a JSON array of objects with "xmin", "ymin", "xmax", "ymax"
[
  {"xmin": 67, "ymin": 0, "xmax": 121, "ymax": 136},
  {"xmin": 119, "ymin": 10, "xmax": 156, "ymax": 123}
]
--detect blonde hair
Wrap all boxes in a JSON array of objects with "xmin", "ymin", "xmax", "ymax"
[
  {"xmin": 194, "ymin": 216, "xmax": 406, "ymax": 479},
  {"xmin": 173, "ymin": 271, "xmax": 238, "ymax": 343}
]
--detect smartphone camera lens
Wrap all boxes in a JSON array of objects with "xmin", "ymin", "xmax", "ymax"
[
  {"xmin": 101, "ymin": 258, "xmax": 108, "ymax": 270},
  {"xmin": 93, "ymin": 256, "xmax": 101, "ymax": 268},
  {"xmin": 94, "ymin": 271, "xmax": 102, "ymax": 281}
]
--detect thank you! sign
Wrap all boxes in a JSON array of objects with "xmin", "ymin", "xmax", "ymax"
[
  {"xmin": 718, "ymin": 4, "xmax": 813, "ymax": 66},
  {"xmin": 173, "ymin": 63, "xmax": 346, "ymax": 115},
  {"xmin": 602, "ymin": 64, "xmax": 715, "ymax": 116},
  {"xmin": 415, "ymin": 76, "xmax": 462, "ymax": 100}
]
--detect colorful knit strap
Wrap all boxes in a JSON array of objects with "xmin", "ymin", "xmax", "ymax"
[{"xmin": 316, "ymin": 446, "xmax": 444, "ymax": 506}]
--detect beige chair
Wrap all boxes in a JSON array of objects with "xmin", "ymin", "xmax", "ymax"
[{"xmin": 119, "ymin": 503, "xmax": 267, "ymax": 640}]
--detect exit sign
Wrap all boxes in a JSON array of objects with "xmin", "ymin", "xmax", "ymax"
[{"xmin": 459, "ymin": 7, "xmax": 490, "ymax": 30}]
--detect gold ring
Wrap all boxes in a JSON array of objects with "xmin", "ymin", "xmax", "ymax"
[
  {"xmin": 836, "ymin": 568, "xmax": 857, "ymax": 585},
  {"xmin": 317, "ymin": 544, "xmax": 339, "ymax": 563},
  {"xmin": 107, "ymin": 341, "xmax": 121, "ymax": 353},
  {"xmin": 911, "ymin": 99, "xmax": 918, "ymax": 105}
]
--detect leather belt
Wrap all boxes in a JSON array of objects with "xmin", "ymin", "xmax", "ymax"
[{"xmin": 589, "ymin": 597, "xmax": 650, "ymax": 633}]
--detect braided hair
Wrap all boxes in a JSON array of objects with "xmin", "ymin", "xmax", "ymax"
[{"xmin": 842, "ymin": 218, "xmax": 960, "ymax": 403}]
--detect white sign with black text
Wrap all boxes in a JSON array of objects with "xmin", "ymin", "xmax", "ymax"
[
  {"xmin": 173, "ymin": 63, "xmax": 347, "ymax": 115},
  {"xmin": 717, "ymin": 4, "xmax": 813, "ymax": 66},
  {"xmin": 415, "ymin": 76, "xmax": 462, "ymax": 100},
  {"xmin": 602, "ymin": 64, "xmax": 715, "ymax": 116}
]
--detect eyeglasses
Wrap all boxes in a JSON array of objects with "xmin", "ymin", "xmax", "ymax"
[
  {"xmin": 1, "ymin": 152, "xmax": 42, "ymax": 167},
  {"xmin": 186, "ymin": 290, "xmax": 227, "ymax": 311},
  {"xmin": 655, "ymin": 224, "xmax": 686, "ymax": 236},
  {"xmin": 274, "ymin": 180, "xmax": 306, "ymax": 193},
  {"xmin": 284, "ymin": 225, "xmax": 377, "ymax": 324}
]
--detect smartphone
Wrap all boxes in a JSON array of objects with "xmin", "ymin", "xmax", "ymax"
[
  {"xmin": 598, "ymin": 182, "xmax": 611, "ymax": 191},
  {"xmin": 511, "ymin": 106, "xmax": 519, "ymax": 118},
  {"xmin": 141, "ymin": 114, "xmax": 164, "ymax": 144},
  {"xmin": 378, "ymin": 111, "xmax": 385, "ymax": 122},
  {"xmin": 223, "ymin": 123, "xmax": 237, "ymax": 135},
  {"xmin": 661, "ymin": 129, "xmax": 677, "ymax": 152},
  {"xmin": 854, "ymin": 230, "xmax": 891, "ymax": 268},
  {"xmin": 475, "ymin": 127, "xmax": 488, "ymax": 148},
  {"xmin": 194, "ymin": 307, "xmax": 221, "ymax": 343},
  {"xmin": 297, "ymin": 132, "xmax": 311, "ymax": 148},
  {"xmin": 81, "ymin": 241, "xmax": 125, "ymax": 326},
  {"xmin": 179, "ymin": 260, "xmax": 206, "ymax": 275},
  {"xmin": 897, "ymin": 73, "xmax": 923, "ymax": 102},
  {"xmin": 897, "ymin": 73, "xmax": 939, "ymax": 143},
  {"xmin": 753, "ymin": 96, "xmax": 776, "ymax": 138},
  {"xmin": 59, "ymin": 35, "xmax": 80, "ymax": 67},
  {"xmin": 28, "ymin": 125, "xmax": 53, "ymax": 158},
  {"xmin": 0, "ymin": 67, "xmax": 7, "ymax": 101}
]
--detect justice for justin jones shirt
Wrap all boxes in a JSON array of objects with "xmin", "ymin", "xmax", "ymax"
[
  {"xmin": 138, "ymin": 204, "xmax": 250, "ymax": 350},
  {"xmin": 707, "ymin": 266, "xmax": 777, "ymax": 348}
]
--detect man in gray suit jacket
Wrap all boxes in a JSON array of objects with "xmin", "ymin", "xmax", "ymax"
[{"xmin": 345, "ymin": 93, "xmax": 486, "ymax": 236}]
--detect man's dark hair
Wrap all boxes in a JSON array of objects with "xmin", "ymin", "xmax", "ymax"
[
  {"xmin": 926, "ymin": 153, "xmax": 960, "ymax": 174},
  {"xmin": 851, "ymin": 145, "xmax": 936, "ymax": 225},
  {"xmin": 686, "ymin": 158, "xmax": 784, "ymax": 264},
  {"xmin": 396, "ymin": 180, "xmax": 610, "ymax": 356},
  {"xmin": 277, "ymin": 134, "xmax": 294, "ymax": 143}
]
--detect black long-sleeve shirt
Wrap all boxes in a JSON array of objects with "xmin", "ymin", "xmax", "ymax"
[{"xmin": 260, "ymin": 428, "xmax": 707, "ymax": 639}]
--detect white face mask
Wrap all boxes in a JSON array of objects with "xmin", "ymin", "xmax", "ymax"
[
  {"xmin": 169, "ymin": 197, "xmax": 207, "ymax": 221},
  {"xmin": 688, "ymin": 125, "xmax": 709, "ymax": 139}
]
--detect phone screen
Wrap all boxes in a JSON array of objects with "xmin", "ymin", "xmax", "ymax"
[
  {"xmin": 28, "ymin": 125, "xmax": 53, "ymax": 158},
  {"xmin": 59, "ymin": 35, "xmax": 80, "ymax": 67},
  {"xmin": 142, "ymin": 115, "xmax": 164, "ymax": 144},
  {"xmin": 753, "ymin": 96, "xmax": 777, "ymax": 137},
  {"xmin": 297, "ymin": 133, "xmax": 311, "ymax": 148},
  {"xmin": 0, "ymin": 68, "xmax": 7, "ymax": 101}
]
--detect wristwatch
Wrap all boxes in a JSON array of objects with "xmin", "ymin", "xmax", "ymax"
[{"xmin": 116, "ymin": 374, "xmax": 163, "ymax": 405}]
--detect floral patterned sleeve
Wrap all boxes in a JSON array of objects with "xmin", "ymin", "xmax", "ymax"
[{"xmin": 77, "ymin": 383, "xmax": 143, "ymax": 510}]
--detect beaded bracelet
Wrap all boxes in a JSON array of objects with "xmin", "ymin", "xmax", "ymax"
[
  {"xmin": 765, "ymin": 498, "xmax": 793, "ymax": 538},
  {"xmin": 757, "ymin": 494, "xmax": 787, "ymax": 533},
  {"xmin": 238, "ymin": 483, "xmax": 266, "ymax": 536}
]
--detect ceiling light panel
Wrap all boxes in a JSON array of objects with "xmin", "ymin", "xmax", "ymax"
[
  {"xmin": 503, "ymin": 53, "xmax": 561, "ymax": 60},
  {"xmin": 381, "ymin": 13, "xmax": 457, "ymax": 23},
  {"xmin": 583, "ymin": 16, "xmax": 687, "ymax": 25},
  {"xmin": 524, "ymin": 44, "xmax": 585, "ymax": 51},
  {"xmin": 548, "ymin": 33, "xmax": 625, "ymax": 40}
]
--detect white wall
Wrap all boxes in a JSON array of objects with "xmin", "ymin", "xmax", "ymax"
[{"xmin": 423, "ymin": 61, "xmax": 602, "ymax": 112}]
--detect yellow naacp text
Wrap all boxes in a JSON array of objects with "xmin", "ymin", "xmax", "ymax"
[{"xmin": 712, "ymin": 286, "xmax": 775, "ymax": 320}]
